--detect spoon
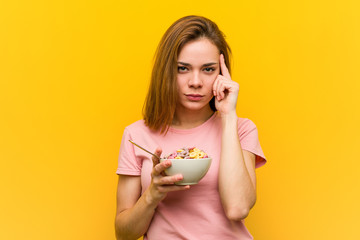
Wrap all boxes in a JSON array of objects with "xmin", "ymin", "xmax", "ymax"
[{"xmin": 128, "ymin": 140, "xmax": 161, "ymax": 160}]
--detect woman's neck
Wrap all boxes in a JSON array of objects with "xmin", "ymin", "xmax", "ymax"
[{"xmin": 172, "ymin": 106, "xmax": 215, "ymax": 129}]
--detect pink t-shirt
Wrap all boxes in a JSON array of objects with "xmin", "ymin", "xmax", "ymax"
[{"xmin": 116, "ymin": 112, "xmax": 266, "ymax": 240}]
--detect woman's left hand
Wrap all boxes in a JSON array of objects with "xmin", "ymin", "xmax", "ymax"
[{"xmin": 213, "ymin": 54, "xmax": 239, "ymax": 115}]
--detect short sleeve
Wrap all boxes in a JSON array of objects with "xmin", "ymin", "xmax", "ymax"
[
  {"xmin": 237, "ymin": 118, "xmax": 267, "ymax": 168},
  {"xmin": 116, "ymin": 128, "xmax": 142, "ymax": 175}
]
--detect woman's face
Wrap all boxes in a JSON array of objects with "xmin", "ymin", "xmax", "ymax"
[{"xmin": 176, "ymin": 38, "xmax": 220, "ymax": 113}]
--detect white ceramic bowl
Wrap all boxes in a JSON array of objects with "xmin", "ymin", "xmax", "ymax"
[{"xmin": 160, "ymin": 158, "xmax": 212, "ymax": 185}]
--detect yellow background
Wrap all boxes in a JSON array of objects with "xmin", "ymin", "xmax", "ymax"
[{"xmin": 1, "ymin": 0, "xmax": 359, "ymax": 239}]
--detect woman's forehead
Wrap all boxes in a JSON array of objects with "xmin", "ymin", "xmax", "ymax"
[{"xmin": 178, "ymin": 38, "xmax": 220, "ymax": 64}]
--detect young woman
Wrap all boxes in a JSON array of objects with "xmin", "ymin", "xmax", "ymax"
[{"xmin": 115, "ymin": 15, "xmax": 266, "ymax": 240}]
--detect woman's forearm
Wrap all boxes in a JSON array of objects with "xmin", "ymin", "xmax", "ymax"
[
  {"xmin": 115, "ymin": 152, "xmax": 191, "ymax": 239},
  {"xmin": 115, "ymin": 189, "xmax": 157, "ymax": 240},
  {"xmin": 218, "ymin": 111, "xmax": 256, "ymax": 221}
]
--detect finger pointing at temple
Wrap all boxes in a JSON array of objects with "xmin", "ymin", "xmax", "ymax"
[{"xmin": 219, "ymin": 54, "xmax": 231, "ymax": 80}]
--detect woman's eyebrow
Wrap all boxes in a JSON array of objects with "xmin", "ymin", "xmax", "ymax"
[
  {"xmin": 202, "ymin": 62, "xmax": 217, "ymax": 67},
  {"xmin": 177, "ymin": 61, "xmax": 191, "ymax": 66},
  {"xmin": 177, "ymin": 62, "xmax": 218, "ymax": 67}
]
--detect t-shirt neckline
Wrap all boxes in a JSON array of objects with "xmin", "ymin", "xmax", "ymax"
[{"xmin": 168, "ymin": 111, "xmax": 218, "ymax": 134}]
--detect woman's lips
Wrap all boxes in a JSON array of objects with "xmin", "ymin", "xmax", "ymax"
[{"xmin": 186, "ymin": 94, "xmax": 204, "ymax": 101}]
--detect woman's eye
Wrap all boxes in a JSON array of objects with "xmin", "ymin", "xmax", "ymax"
[
  {"xmin": 178, "ymin": 66, "xmax": 188, "ymax": 72},
  {"xmin": 204, "ymin": 67, "xmax": 215, "ymax": 72}
]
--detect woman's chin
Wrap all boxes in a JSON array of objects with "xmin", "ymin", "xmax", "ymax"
[{"xmin": 179, "ymin": 102, "xmax": 212, "ymax": 112}]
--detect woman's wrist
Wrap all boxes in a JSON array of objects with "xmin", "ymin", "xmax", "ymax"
[
  {"xmin": 143, "ymin": 188, "xmax": 160, "ymax": 210},
  {"xmin": 220, "ymin": 110, "xmax": 238, "ymax": 124}
]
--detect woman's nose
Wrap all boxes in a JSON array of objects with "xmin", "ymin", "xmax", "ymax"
[{"xmin": 188, "ymin": 72, "xmax": 203, "ymax": 88}]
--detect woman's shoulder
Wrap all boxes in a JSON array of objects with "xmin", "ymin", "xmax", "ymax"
[
  {"xmin": 125, "ymin": 119, "xmax": 147, "ymax": 131},
  {"xmin": 237, "ymin": 117, "xmax": 256, "ymax": 126},
  {"xmin": 236, "ymin": 117, "xmax": 259, "ymax": 134},
  {"xmin": 125, "ymin": 119, "xmax": 159, "ymax": 135}
]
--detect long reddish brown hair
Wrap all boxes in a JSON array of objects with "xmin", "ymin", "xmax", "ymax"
[{"xmin": 143, "ymin": 15, "xmax": 232, "ymax": 134}]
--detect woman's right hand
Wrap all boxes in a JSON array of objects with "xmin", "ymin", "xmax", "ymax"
[{"xmin": 146, "ymin": 147, "xmax": 190, "ymax": 205}]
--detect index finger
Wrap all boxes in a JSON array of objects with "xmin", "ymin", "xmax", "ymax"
[
  {"xmin": 219, "ymin": 54, "xmax": 231, "ymax": 79},
  {"xmin": 152, "ymin": 147, "xmax": 162, "ymax": 167},
  {"xmin": 152, "ymin": 160, "xmax": 171, "ymax": 176}
]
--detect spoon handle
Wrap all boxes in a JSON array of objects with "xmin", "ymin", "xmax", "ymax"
[{"xmin": 128, "ymin": 140, "xmax": 161, "ymax": 160}]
